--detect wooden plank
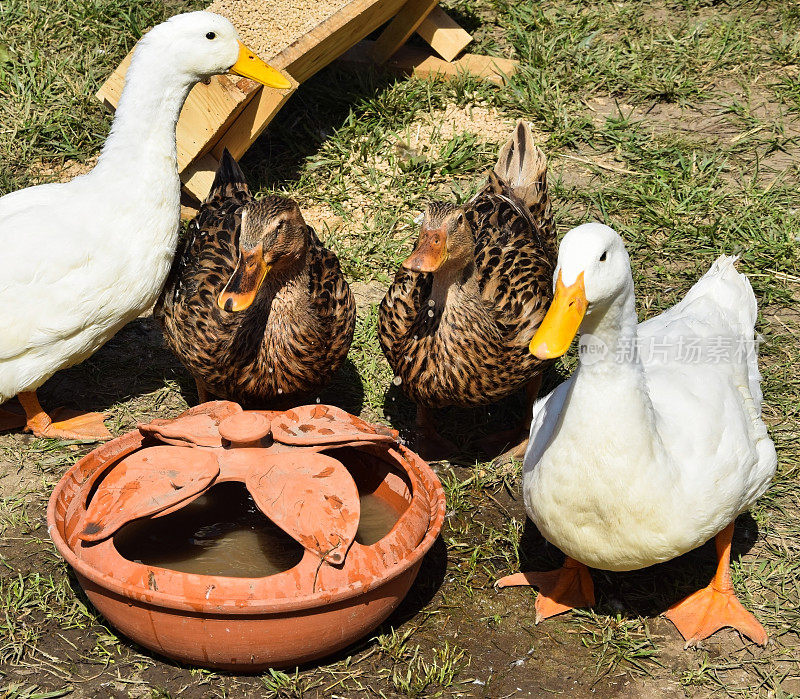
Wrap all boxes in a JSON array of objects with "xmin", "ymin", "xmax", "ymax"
[
  {"xmin": 370, "ymin": 0, "xmax": 438, "ymax": 64},
  {"xmin": 340, "ymin": 40, "xmax": 518, "ymax": 86},
  {"xmin": 96, "ymin": 0, "xmax": 404, "ymax": 194},
  {"xmin": 95, "ymin": 50, "xmax": 133, "ymax": 111},
  {"xmin": 272, "ymin": 0, "xmax": 409, "ymax": 82},
  {"xmin": 416, "ymin": 6, "xmax": 472, "ymax": 62},
  {"xmin": 180, "ymin": 204, "xmax": 200, "ymax": 221},
  {"xmin": 210, "ymin": 0, "xmax": 407, "ymax": 161},
  {"xmin": 180, "ymin": 154, "xmax": 220, "ymax": 203},
  {"xmin": 174, "ymin": 77, "xmax": 256, "ymax": 169},
  {"xmin": 209, "ymin": 76, "xmax": 298, "ymax": 163},
  {"xmin": 180, "ymin": 77, "xmax": 297, "ymax": 201},
  {"xmin": 96, "ymin": 50, "xmax": 256, "ymax": 171}
]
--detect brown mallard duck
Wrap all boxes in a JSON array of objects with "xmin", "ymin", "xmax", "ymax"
[
  {"xmin": 154, "ymin": 150, "xmax": 355, "ymax": 405},
  {"xmin": 378, "ymin": 122, "xmax": 556, "ymax": 458}
]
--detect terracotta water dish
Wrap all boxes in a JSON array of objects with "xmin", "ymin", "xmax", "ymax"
[{"xmin": 48, "ymin": 402, "xmax": 445, "ymax": 670}]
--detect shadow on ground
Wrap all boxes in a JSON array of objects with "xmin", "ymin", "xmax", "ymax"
[{"xmin": 515, "ymin": 512, "xmax": 761, "ymax": 619}]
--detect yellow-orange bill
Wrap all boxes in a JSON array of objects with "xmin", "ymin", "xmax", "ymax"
[
  {"xmin": 402, "ymin": 228, "xmax": 448, "ymax": 273},
  {"xmin": 230, "ymin": 41, "xmax": 292, "ymax": 89},
  {"xmin": 218, "ymin": 247, "xmax": 270, "ymax": 312},
  {"xmin": 529, "ymin": 270, "xmax": 587, "ymax": 359}
]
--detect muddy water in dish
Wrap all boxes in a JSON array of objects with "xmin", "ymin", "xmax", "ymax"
[
  {"xmin": 114, "ymin": 482, "xmax": 401, "ymax": 577},
  {"xmin": 355, "ymin": 492, "xmax": 402, "ymax": 546}
]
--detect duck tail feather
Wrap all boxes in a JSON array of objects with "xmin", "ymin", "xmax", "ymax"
[
  {"xmin": 493, "ymin": 120, "xmax": 556, "ymax": 258},
  {"xmin": 206, "ymin": 148, "xmax": 249, "ymax": 202}
]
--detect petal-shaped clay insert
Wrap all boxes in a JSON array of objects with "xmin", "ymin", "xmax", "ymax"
[
  {"xmin": 271, "ymin": 405, "xmax": 398, "ymax": 446},
  {"xmin": 78, "ymin": 446, "xmax": 219, "ymax": 541},
  {"xmin": 245, "ymin": 452, "xmax": 360, "ymax": 565},
  {"xmin": 138, "ymin": 401, "xmax": 242, "ymax": 447}
]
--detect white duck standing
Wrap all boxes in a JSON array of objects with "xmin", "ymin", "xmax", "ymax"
[
  {"xmin": 0, "ymin": 12, "xmax": 290, "ymax": 440},
  {"xmin": 498, "ymin": 223, "xmax": 776, "ymax": 646}
]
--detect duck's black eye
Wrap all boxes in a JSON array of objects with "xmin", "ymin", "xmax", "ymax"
[
  {"xmin": 599, "ymin": 251, "xmax": 607, "ymax": 262},
  {"xmin": 206, "ymin": 31, "xmax": 216, "ymax": 40}
]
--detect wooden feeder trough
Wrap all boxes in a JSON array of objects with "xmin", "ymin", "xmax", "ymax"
[{"xmin": 97, "ymin": 0, "xmax": 518, "ymax": 207}]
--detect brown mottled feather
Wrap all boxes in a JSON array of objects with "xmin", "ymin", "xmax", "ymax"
[
  {"xmin": 378, "ymin": 122, "xmax": 556, "ymax": 408},
  {"xmin": 154, "ymin": 151, "xmax": 355, "ymax": 405}
]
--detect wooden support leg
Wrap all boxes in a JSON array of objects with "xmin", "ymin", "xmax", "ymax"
[
  {"xmin": 416, "ymin": 6, "xmax": 473, "ymax": 62},
  {"xmin": 371, "ymin": 0, "xmax": 440, "ymax": 64},
  {"xmin": 341, "ymin": 41, "xmax": 519, "ymax": 86}
]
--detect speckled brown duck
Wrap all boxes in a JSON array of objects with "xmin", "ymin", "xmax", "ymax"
[
  {"xmin": 155, "ymin": 150, "xmax": 355, "ymax": 405},
  {"xmin": 378, "ymin": 122, "xmax": 557, "ymax": 458}
]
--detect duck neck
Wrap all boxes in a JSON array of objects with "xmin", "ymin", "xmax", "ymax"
[
  {"xmin": 430, "ymin": 261, "xmax": 479, "ymax": 316},
  {"xmin": 260, "ymin": 253, "xmax": 311, "ymax": 319},
  {"xmin": 567, "ymin": 279, "xmax": 663, "ymax": 455},
  {"xmin": 94, "ymin": 42, "xmax": 194, "ymax": 185},
  {"xmin": 577, "ymin": 281, "xmax": 640, "ymax": 376}
]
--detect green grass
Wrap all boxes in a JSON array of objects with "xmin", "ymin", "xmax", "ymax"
[{"xmin": 1, "ymin": 0, "xmax": 799, "ymax": 696}]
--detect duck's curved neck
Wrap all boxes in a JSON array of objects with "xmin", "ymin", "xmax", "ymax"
[
  {"xmin": 568, "ymin": 279, "xmax": 663, "ymax": 456},
  {"xmin": 430, "ymin": 261, "xmax": 478, "ymax": 313},
  {"xmin": 577, "ymin": 281, "xmax": 640, "ymax": 376},
  {"xmin": 94, "ymin": 42, "xmax": 194, "ymax": 181}
]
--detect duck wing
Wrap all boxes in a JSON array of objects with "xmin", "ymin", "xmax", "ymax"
[
  {"xmin": 378, "ymin": 267, "xmax": 433, "ymax": 366},
  {"xmin": 306, "ymin": 226, "xmax": 356, "ymax": 364},
  {"xmin": 638, "ymin": 255, "xmax": 762, "ymax": 409},
  {"xmin": 638, "ymin": 257, "xmax": 776, "ymax": 511},
  {"xmin": 155, "ymin": 149, "xmax": 251, "ymax": 323},
  {"xmin": 0, "ymin": 178, "xmax": 119, "ymax": 363},
  {"xmin": 468, "ymin": 123, "xmax": 556, "ymax": 347}
]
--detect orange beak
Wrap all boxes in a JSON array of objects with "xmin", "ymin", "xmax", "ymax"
[
  {"xmin": 230, "ymin": 41, "xmax": 292, "ymax": 89},
  {"xmin": 402, "ymin": 227, "xmax": 448, "ymax": 273},
  {"xmin": 529, "ymin": 270, "xmax": 588, "ymax": 359},
  {"xmin": 218, "ymin": 245, "xmax": 270, "ymax": 312}
]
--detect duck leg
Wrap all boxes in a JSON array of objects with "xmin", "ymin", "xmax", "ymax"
[
  {"xmin": 497, "ymin": 556, "xmax": 595, "ymax": 623},
  {"xmin": 413, "ymin": 405, "xmax": 457, "ymax": 461},
  {"xmin": 16, "ymin": 391, "xmax": 111, "ymax": 441},
  {"xmin": 665, "ymin": 522, "xmax": 767, "ymax": 646},
  {"xmin": 489, "ymin": 375, "xmax": 543, "ymax": 464}
]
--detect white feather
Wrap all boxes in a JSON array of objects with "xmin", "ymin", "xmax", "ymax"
[
  {"xmin": 523, "ymin": 225, "xmax": 777, "ymax": 571},
  {"xmin": 0, "ymin": 12, "xmax": 246, "ymax": 404}
]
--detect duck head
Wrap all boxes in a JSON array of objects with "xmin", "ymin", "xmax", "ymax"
[
  {"xmin": 141, "ymin": 11, "xmax": 291, "ymax": 89},
  {"xmin": 530, "ymin": 223, "xmax": 632, "ymax": 359},
  {"xmin": 402, "ymin": 202, "xmax": 474, "ymax": 275},
  {"xmin": 218, "ymin": 197, "xmax": 309, "ymax": 312}
]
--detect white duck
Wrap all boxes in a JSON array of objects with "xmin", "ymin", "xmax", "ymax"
[
  {"xmin": 498, "ymin": 223, "xmax": 776, "ymax": 646},
  {"xmin": 0, "ymin": 12, "xmax": 290, "ymax": 440}
]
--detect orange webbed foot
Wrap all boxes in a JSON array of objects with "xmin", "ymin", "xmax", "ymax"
[
  {"xmin": 497, "ymin": 558, "xmax": 595, "ymax": 623},
  {"xmin": 665, "ymin": 521, "xmax": 768, "ymax": 647},
  {"xmin": 665, "ymin": 583, "xmax": 767, "ymax": 646},
  {"xmin": 29, "ymin": 409, "xmax": 112, "ymax": 442}
]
